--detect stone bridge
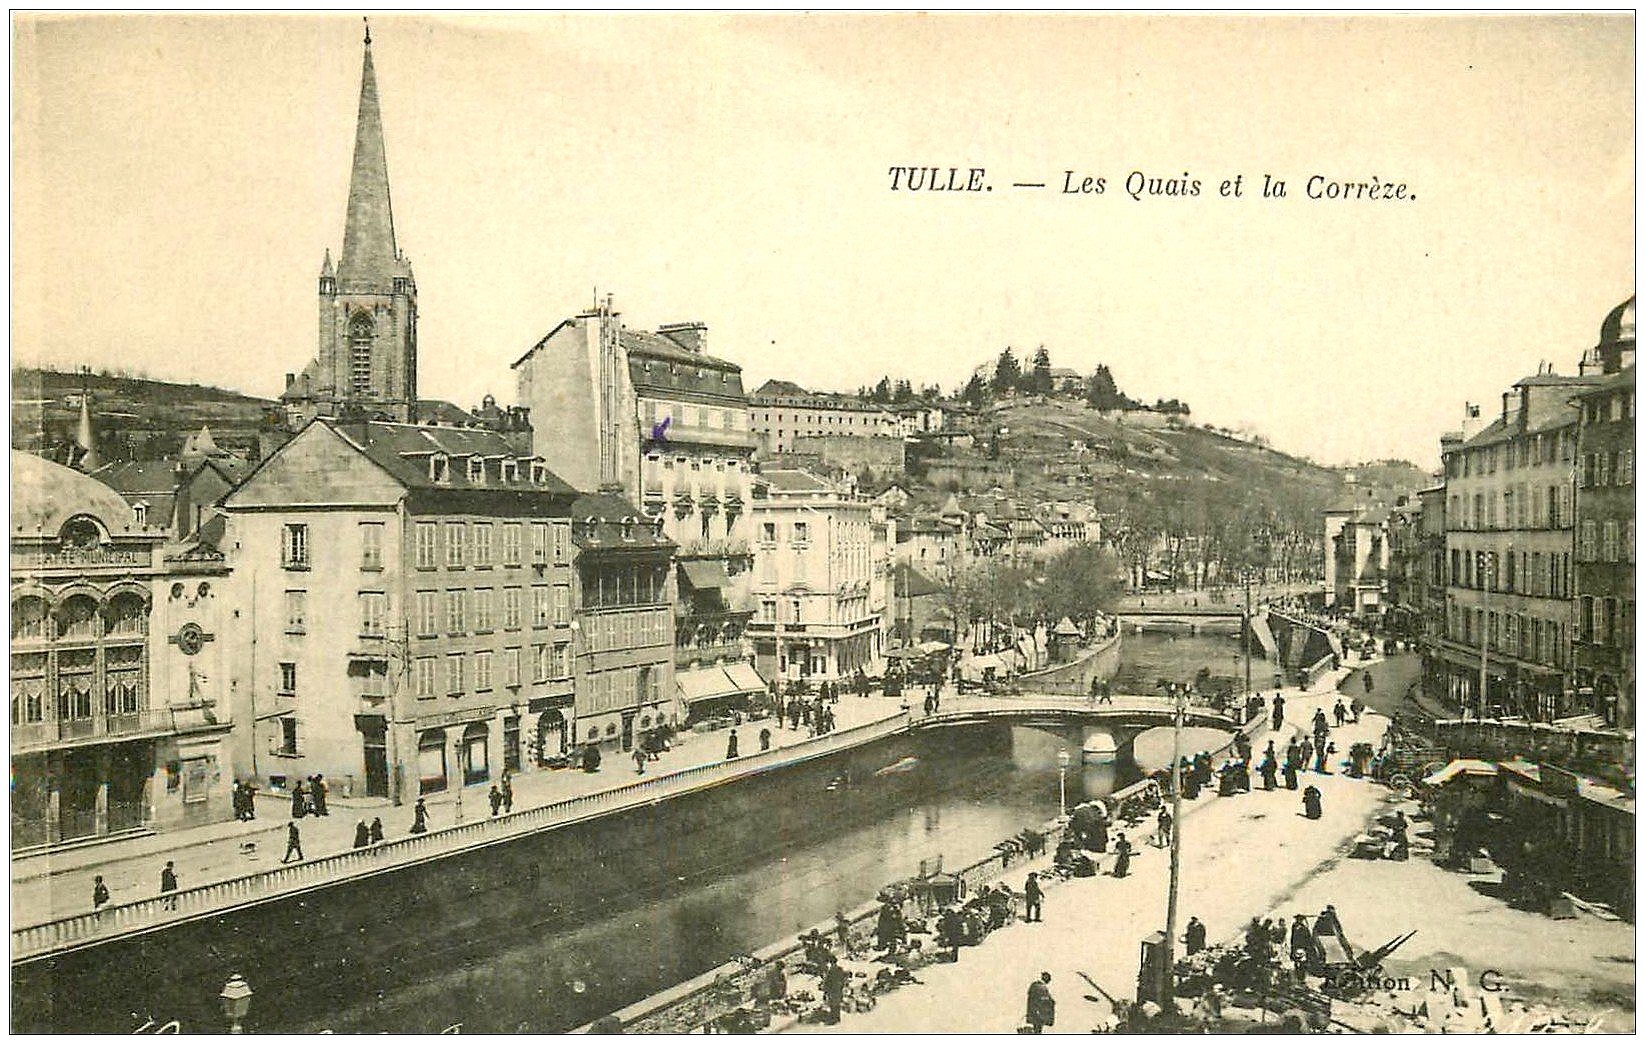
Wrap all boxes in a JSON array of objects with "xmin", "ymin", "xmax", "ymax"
[{"xmin": 910, "ymin": 693, "xmax": 1241, "ymax": 758}]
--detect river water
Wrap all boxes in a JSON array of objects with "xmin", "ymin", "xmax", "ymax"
[{"xmin": 260, "ymin": 632, "xmax": 1252, "ymax": 1034}]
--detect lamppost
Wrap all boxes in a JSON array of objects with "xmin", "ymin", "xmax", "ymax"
[
  {"xmin": 1056, "ymin": 747, "xmax": 1070, "ymax": 818},
  {"xmin": 1160, "ymin": 691, "xmax": 1186, "ymax": 1007},
  {"xmin": 219, "ymin": 974, "xmax": 253, "ymax": 1034}
]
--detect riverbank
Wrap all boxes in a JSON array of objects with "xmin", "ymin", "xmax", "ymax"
[{"xmin": 11, "ymin": 693, "xmax": 907, "ymax": 956}]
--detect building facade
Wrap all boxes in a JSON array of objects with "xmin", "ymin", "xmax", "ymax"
[
  {"xmin": 749, "ymin": 380, "xmax": 899, "ymax": 455},
  {"xmin": 1431, "ymin": 368, "xmax": 1599, "ymax": 718},
  {"xmin": 748, "ymin": 469, "xmax": 884, "ymax": 686},
  {"xmin": 283, "ymin": 29, "xmax": 419, "ymax": 427},
  {"xmin": 11, "ymin": 452, "xmax": 235, "ymax": 849},
  {"xmin": 568, "ymin": 492, "xmax": 677, "ymax": 751},
  {"xmin": 1323, "ymin": 479, "xmax": 1390, "ymax": 617},
  {"xmin": 222, "ymin": 419, "xmax": 579, "ymax": 805},
  {"xmin": 1571, "ymin": 298, "xmax": 1636, "ymax": 729}
]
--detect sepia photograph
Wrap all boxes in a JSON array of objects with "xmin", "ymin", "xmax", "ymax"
[{"xmin": 6, "ymin": 10, "xmax": 1636, "ymax": 1035}]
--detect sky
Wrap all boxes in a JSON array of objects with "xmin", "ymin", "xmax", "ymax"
[{"xmin": 10, "ymin": 13, "xmax": 1635, "ymax": 469}]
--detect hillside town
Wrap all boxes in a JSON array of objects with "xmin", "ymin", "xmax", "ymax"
[{"xmin": 9, "ymin": 19, "xmax": 1634, "ymax": 1037}]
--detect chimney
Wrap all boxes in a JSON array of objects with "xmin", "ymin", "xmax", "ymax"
[{"xmin": 658, "ymin": 322, "xmax": 708, "ymax": 356}]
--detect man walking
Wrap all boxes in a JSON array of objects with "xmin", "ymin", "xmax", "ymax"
[
  {"xmin": 489, "ymin": 783, "xmax": 504, "ymax": 817},
  {"xmin": 311, "ymin": 774, "xmax": 329, "ymax": 816},
  {"xmin": 160, "ymin": 861, "xmax": 179, "ymax": 909},
  {"xmin": 1185, "ymin": 916, "xmax": 1207, "ymax": 956},
  {"xmin": 1023, "ymin": 871, "xmax": 1044, "ymax": 923},
  {"xmin": 1270, "ymin": 693, "xmax": 1285, "ymax": 732},
  {"xmin": 283, "ymin": 821, "xmax": 304, "ymax": 863},
  {"xmin": 1025, "ymin": 972, "xmax": 1056, "ymax": 1034},
  {"xmin": 93, "ymin": 875, "xmax": 111, "ymax": 912},
  {"xmin": 501, "ymin": 772, "xmax": 514, "ymax": 813}
]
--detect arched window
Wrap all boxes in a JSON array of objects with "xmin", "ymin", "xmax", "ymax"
[
  {"xmin": 56, "ymin": 596, "xmax": 98, "ymax": 641},
  {"xmin": 105, "ymin": 594, "xmax": 147, "ymax": 638},
  {"xmin": 60, "ymin": 516, "xmax": 103, "ymax": 548},
  {"xmin": 461, "ymin": 721, "xmax": 490, "ymax": 785},
  {"xmin": 349, "ymin": 313, "xmax": 375, "ymax": 396},
  {"xmin": 11, "ymin": 597, "xmax": 47, "ymax": 641}
]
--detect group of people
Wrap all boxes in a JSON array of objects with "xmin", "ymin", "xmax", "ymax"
[
  {"xmin": 230, "ymin": 779, "xmax": 258, "ymax": 821},
  {"xmin": 781, "ymin": 693, "xmax": 839, "ymax": 735},
  {"xmin": 920, "ymin": 681, "xmax": 944, "ymax": 716},
  {"xmin": 286, "ymin": 774, "xmax": 329, "ymax": 819},
  {"xmin": 487, "ymin": 774, "xmax": 516, "ymax": 817}
]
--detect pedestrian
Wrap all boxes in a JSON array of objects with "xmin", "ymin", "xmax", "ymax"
[
  {"xmin": 1282, "ymin": 755, "xmax": 1299, "ymax": 791},
  {"xmin": 1333, "ymin": 700, "xmax": 1347, "ymax": 727},
  {"xmin": 160, "ymin": 861, "xmax": 179, "ymax": 909},
  {"xmin": 1312, "ymin": 708, "xmax": 1329, "ymax": 738},
  {"xmin": 726, "ymin": 729, "xmax": 740, "ymax": 760},
  {"xmin": 369, "ymin": 816, "xmax": 384, "ymax": 843},
  {"xmin": 231, "ymin": 779, "xmax": 244, "ymax": 821},
  {"xmin": 1350, "ymin": 697, "xmax": 1365, "ymax": 723},
  {"xmin": 1363, "ymin": 671, "xmax": 1374, "ymax": 694},
  {"xmin": 759, "ymin": 726, "xmax": 772, "ymax": 751},
  {"xmin": 1270, "ymin": 694, "xmax": 1285, "ymax": 732},
  {"xmin": 410, "ymin": 797, "xmax": 429, "ymax": 834},
  {"xmin": 1154, "ymin": 807, "xmax": 1173, "ymax": 847},
  {"xmin": 283, "ymin": 821, "xmax": 304, "ymax": 863},
  {"xmin": 311, "ymin": 774, "xmax": 329, "ymax": 816},
  {"xmin": 1185, "ymin": 916, "xmax": 1207, "ymax": 956},
  {"xmin": 489, "ymin": 783, "xmax": 503, "ymax": 816},
  {"xmin": 835, "ymin": 909, "xmax": 852, "ymax": 950},
  {"xmin": 875, "ymin": 898, "xmax": 906, "ymax": 951},
  {"xmin": 290, "ymin": 779, "xmax": 307, "ymax": 819},
  {"xmin": 632, "ymin": 745, "xmax": 647, "ymax": 775},
  {"xmin": 1024, "ymin": 871, "xmax": 1044, "ymax": 922},
  {"xmin": 1315, "ymin": 741, "xmax": 1332, "ymax": 775},
  {"xmin": 1090, "ymin": 675, "xmax": 1101, "ymax": 699},
  {"xmin": 1111, "ymin": 833, "xmax": 1133, "ymax": 878},
  {"xmin": 244, "ymin": 780, "xmax": 256, "ymax": 820},
  {"xmin": 821, "ymin": 959, "xmax": 848, "ymax": 1023},
  {"xmin": 501, "ymin": 772, "xmax": 513, "ymax": 813},
  {"xmin": 1302, "ymin": 784, "xmax": 1323, "ymax": 820},
  {"xmin": 1258, "ymin": 748, "xmax": 1278, "ymax": 791},
  {"xmin": 938, "ymin": 907, "xmax": 966, "ymax": 962},
  {"xmin": 1025, "ymin": 972, "xmax": 1056, "ymax": 1034},
  {"xmin": 353, "ymin": 820, "xmax": 371, "ymax": 848},
  {"xmin": 93, "ymin": 875, "xmax": 110, "ymax": 912},
  {"xmin": 1101, "ymin": 680, "xmax": 1112, "ymax": 704}
]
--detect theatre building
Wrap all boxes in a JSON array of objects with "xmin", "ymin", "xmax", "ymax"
[
  {"xmin": 10, "ymin": 452, "xmax": 235, "ymax": 849},
  {"xmin": 222, "ymin": 418, "xmax": 579, "ymax": 805}
]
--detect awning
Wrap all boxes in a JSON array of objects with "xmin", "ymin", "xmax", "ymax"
[
  {"xmin": 1422, "ymin": 759, "xmax": 1498, "ymax": 787},
  {"xmin": 679, "ymin": 559, "xmax": 733, "ymax": 594},
  {"xmin": 723, "ymin": 661, "xmax": 767, "ymax": 694},
  {"xmin": 676, "ymin": 666, "xmax": 740, "ymax": 704}
]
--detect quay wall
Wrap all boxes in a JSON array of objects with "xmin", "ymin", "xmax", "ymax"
[
  {"xmin": 11, "ymin": 717, "xmax": 913, "ymax": 1034},
  {"xmin": 1016, "ymin": 633, "xmax": 1121, "ymax": 695}
]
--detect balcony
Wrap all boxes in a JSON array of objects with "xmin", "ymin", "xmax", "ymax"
[{"xmin": 11, "ymin": 708, "xmax": 179, "ymax": 752}]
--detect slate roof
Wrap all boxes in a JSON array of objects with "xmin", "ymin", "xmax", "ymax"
[
  {"xmin": 333, "ymin": 420, "xmax": 577, "ymax": 496},
  {"xmin": 571, "ymin": 490, "xmax": 674, "ymax": 553},
  {"xmin": 758, "ymin": 468, "xmax": 839, "ymax": 495}
]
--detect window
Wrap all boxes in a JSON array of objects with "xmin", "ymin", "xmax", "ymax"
[
  {"xmin": 532, "ymin": 586, "xmax": 550, "ymax": 628},
  {"xmin": 278, "ymin": 662, "xmax": 297, "ymax": 694},
  {"xmin": 446, "ymin": 589, "xmax": 467, "ymax": 635},
  {"xmin": 473, "ymin": 588, "xmax": 494, "ymax": 632},
  {"xmin": 473, "ymin": 522, "xmax": 494, "ymax": 566},
  {"xmin": 761, "ymin": 599, "xmax": 777, "ymax": 622},
  {"xmin": 554, "ymin": 641, "xmax": 572, "ymax": 679},
  {"xmin": 467, "ymin": 457, "xmax": 484, "ymax": 484},
  {"xmin": 416, "ymin": 591, "xmax": 438, "ymax": 637},
  {"xmin": 278, "ymin": 716, "xmax": 300, "ymax": 756},
  {"xmin": 283, "ymin": 524, "xmax": 310, "ymax": 569},
  {"xmin": 532, "ymin": 643, "xmax": 550, "ymax": 683},
  {"xmin": 445, "ymin": 522, "xmax": 467, "ymax": 568},
  {"xmin": 553, "ymin": 584, "xmax": 571, "ymax": 626},
  {"xmin": 554, "ymin": 522, "xmax": 571, "ymax": 564},
  {"xmin": 505, "ymin": 647, "xmax": 522, "ymax": 687},
  {"xmin": 360, "ymin": 522, "xmax": 384, "ymax": 570},
  {"xmin": 431, "ymin": 453, "xmax": 449, "ymax": 484},
  {"xmin": 446, "ymin": 654, "xmax": 465, "ymax": 695},
  {"xmin": 502, "ymin": 523, "xmax": 523, "ymax": 564},
  {"xmin": 1581, "ymin": 521, "xmax": 1598, "ymax": 561},
  {"xmin": 503, "ymin": 586, "xmax": 523, "ymax": 630},
  {"xmin": 761, "ymin": 522, "xmax": 777, "ymax": 544},
  {"xmin": 1603, "ymin": 521, "xmax": 1619, "ymax": 563},
  {"xmin": 793, "ymin": 522, "xmax": 810, "ymax": 544},
  {"xmin": 414, "ymin": 656, "xmax": 437, "ymax": 698},
  {"xmin": 531, "ymin": 522, "xmax": 549, "ymax": 564},
  {"xmin": 359, "ymin": 592, "xmax": 386, "ymax": 637},
  {"xmin": 415, "ymin": 522, "xmax": 437, "ymax": 569},
  {"xmin": 790, "ymin": 598, "xmax": 803, "ymax": 623},
  {"xmin": 285, "ymin": 590, "xmax": 307, "ymax": 634},
  {"xmin": 474, "ymin": 651, "xmax": 493, "ymax": 691}
]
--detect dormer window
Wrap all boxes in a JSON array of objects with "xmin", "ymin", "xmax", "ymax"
[
  {"xmin": 431, "ymin": 454, "xmax": 449, "ymax": 483},
  {"xmin": 502, "ymin": 457, "xmax": 517, "ymax": 483},
  {"xmin": 533, "ymin": 465, "xmax": 547, "ymax": 484},
  {"xmin": 620, "ymin": 517, "xmax": 635, "ymax": 541},
  {"xmin": 467, "ymin": 457, "xmax": 484, "ymax": 484}
]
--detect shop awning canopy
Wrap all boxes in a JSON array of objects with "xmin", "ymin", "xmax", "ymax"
[
  {"xmin": 1422, "ymin": 759, "xmax": 1498, "ymax": 787},
  {"xmin": 724, "ymin": 661, "xmax": 767, "ymax": 694},
  {"xmin": 679, "ymin": 559, "xmax": 733, "ymax": 594},
  {"xmin": 677, "ymin": 666, "xmax": 740, "ymax": 704}
]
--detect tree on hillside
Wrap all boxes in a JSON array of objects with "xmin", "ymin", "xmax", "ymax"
[
  {"xmin": 873, "ymin": 376, "xmax": 892, "ymax": 402},
  {"xmin": 1029, "ymin": 346, "xmax": 1053, "ymax": 395},
  {"xmin": 1085, "ymin": 364, "xmax": 1126, "ymax": 411},
  {"xmin": 893, "ymin": 378, "xmax": 915, "ymax": 404},
  {"xmin": 961, "ymin": 373, "xmax": 989, "ymax": 406},
  {"xmin": 992, "ymin": 348, "xmax": 1021, "ymax": 396}
]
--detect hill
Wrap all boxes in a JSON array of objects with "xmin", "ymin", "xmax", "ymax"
[{"xmin": 11, "ymin": 367, "xmax": 285, "ymax": 464}]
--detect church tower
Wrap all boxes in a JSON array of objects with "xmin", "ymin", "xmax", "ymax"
[{"xmin": 283, "ymin": 22, "xmax": 418, "ymax": 427}]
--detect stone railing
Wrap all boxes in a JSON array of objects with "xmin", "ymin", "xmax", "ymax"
[
  {"xmin": 12, "ymin": 713, "xmax": 909, "ymax": 962},
  {"xmin": 1015, "ymin": 633, "xmax": 1122, "ymax": 695}
]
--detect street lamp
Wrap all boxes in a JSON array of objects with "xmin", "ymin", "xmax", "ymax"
[
  {"xmin": 219, "ymin": 974, "xmax": 252, "ymax": 1034},
  {"xmin": 1055, "ymin": 747, "xmax": 1070, "ymax": 818}
]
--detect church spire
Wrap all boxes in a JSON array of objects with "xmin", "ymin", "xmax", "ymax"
[{"xmin": 337, "ymin": 21, "xmax": 398, "ymax": 290}]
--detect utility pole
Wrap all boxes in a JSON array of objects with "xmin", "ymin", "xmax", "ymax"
[
  {"xmin": 1160, "ymin": 692, "xmax": 1186, "ymax": 1007},
  {"xmin": 1243, "ymin": 569, "xmax": 1254, "ymax": 702},
  {"xmin": 1478, "ymin": 552, "xmax": 1494, "ymax": 716}
]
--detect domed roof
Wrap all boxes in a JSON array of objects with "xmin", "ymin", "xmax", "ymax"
[
  {"xmin": 10, "ymin": 450, "xmax": 144, "ymax": 540},
  {"xmin": 1599, "ymin": 295, "xmax": 1635, "ymax": 348}
]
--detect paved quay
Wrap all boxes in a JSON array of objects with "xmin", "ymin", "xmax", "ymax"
[
  {"xmin": 785, "ymin": 709, "xmax": 1395, "ymax": 1034},
  {"xmin": 11, "ymin": 692, "xmax": 905, "ymax": 932}
]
